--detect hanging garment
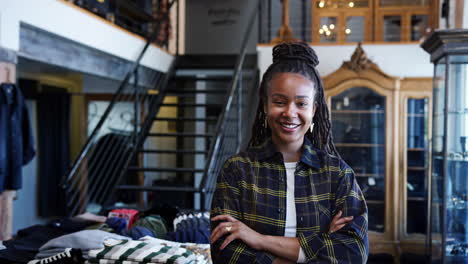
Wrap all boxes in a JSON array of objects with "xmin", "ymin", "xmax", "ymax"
[{"xmin": 0, "ymin": 83, "xmax": 35, "ymax": 194}]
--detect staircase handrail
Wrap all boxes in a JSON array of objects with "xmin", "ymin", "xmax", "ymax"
[
  {"xmin": 61, "ymin": 1, "xmax": 177, "ymax": 189},
  {"xmin": 199, "ymin": 0, "xmax": 263, "ymax": 193}
]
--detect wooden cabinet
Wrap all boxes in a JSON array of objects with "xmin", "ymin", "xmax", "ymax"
[
  {"xmin": 312, "ymin": 0, "xmax": 373, "ymax": 43},
  {"xmin": 311, "ymin": 0, "xmax": 437, "ymax": 44},
  {"xmin": 323, "ymin": 44, "xmax": 432, "ymax": 258}
]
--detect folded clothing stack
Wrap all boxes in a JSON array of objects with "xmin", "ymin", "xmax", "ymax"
[{"xmin": 87, "ymin": 236, "xmax": 210, "ymax": 264}]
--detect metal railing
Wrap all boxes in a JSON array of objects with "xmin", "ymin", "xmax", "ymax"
[
  {"xmin": 63, "ymin": 0, "xmax": 261, "ymax": 215},
  {"xmin": 199, "ymin": 0, "xmax": 263, "ymax": 209},
  {"xmin": 61, "ymin": 1, "xmax": 178, "ymax": 216},
  {"xmin": 114, "ymin": 0, "xmax": 263, "ymax": 211}
]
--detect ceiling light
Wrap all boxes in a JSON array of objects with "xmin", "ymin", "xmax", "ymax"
[
  {"xmin": 319, "ymin": 1, "xmax": 325, "ymax": 8},
  {"xmin": 345, "ymin": 28, "xmax": 351, "ymax": 34},
  {"xmin": 322, "ymin": 25, "xmax": 328, "ymax": 30},
  {"xmin": 348, "ymin": 2, "xmax": 354, "ymax": 7},
  {"xmin": 325, "ymin": 31, "xmax": 331, "ymax": 36},
  {"xmin": 330, "ymin": 24, "xmax": 335, "ymax": 30},
  {"xmin": 319, "ymin": 29, "xmax": 324, "ymax": 34}
]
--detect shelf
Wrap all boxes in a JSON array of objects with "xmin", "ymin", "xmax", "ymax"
[
  {"xmin": 407, "ymin": 113, "xmax": 425, "ymax": 117},
  {"xmin": 408, "ymin": 197, "xmax": 426, "ymax": 202},
  {"xmin": 331, "ymin": 110, "xmax": 385, "ymax": 114},
  {"xmin": 335, "ymin": 143, "xmax": 384, "ymax": 147},
  {"xmin": 434, "ymin": 155, "xmax": 468, "ymax": 161},
  {"xmin": 408, "ymin": 166, "xmax": 426, "ymax": 171},
  {"xmin": 408, "ymin": 148, "xmax": 426, "ymax": 151}
]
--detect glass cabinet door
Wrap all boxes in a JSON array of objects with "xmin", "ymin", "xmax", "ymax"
[
  {"xmin": 406, "ymin": 98, "xmax": 429, "ymax": 235},
  {"xmin": 430, "ymin": 58, "xmax": 446, "ymax": 262},
  {"xmin": 444, "ymin": 55, "xmax": 468, "ymax": 262},
  {"xmin": 331, "ymin": 87, "xmax": 386, "ymax": 232},
  {"xmin": 431, "ymin": 55, "xmax": 468, "ymax": 263}
]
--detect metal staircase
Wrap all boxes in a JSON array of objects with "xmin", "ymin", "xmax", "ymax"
[
  {"xmin": 62, "ymin": 0, "xmax": 262, "ymax": 216},
  {"xmin": 118, "ymin": 55, "xmax": 258, "ymax": 210}
]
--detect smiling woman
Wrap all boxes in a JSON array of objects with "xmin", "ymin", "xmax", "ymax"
[
  {"xmin": 210, "ymin": 42, "xmax": 369, "ymax": 264},
  {"xmin": 266, "ymin": 72, "xmax": 316, "ymax": 162}
]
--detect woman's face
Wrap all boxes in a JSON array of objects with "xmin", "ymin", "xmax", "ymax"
[{"xmin": 265, "ymin": 72, "xmax": 316, "ymax": 150}]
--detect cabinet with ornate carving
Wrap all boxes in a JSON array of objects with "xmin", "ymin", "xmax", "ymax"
[{"xmin": 323, "ymin": 44, "xmax": 432, "ymax": 259}]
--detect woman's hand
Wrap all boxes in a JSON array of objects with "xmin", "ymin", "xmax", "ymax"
[
  {"xmin": 329, "ymin": 210, "xmax": 353, "ymax": 233},
  {"xmin": 210, "ymin": 214, "xmax": 265, "ymax": 250}
]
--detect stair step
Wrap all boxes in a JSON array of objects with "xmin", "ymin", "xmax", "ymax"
[
  {"xmin": 117, "ymin": 185, "xmax": 199, "ymax": 192},
  {"xmin": 160, "ymin": 103, "xmax": 223, "ymax": 107},
  {"xmin": 172, "ymin": 76, "xmax": 232, "ymax": 82},
  {"xmin": 177, "ymin": 54, "xmax": 257, "ymax": 69},
  {"xmin": 166, "ymin": 89, "xmax": 227, "ymax": 94},
  {"xmin": 140, "ymin": 149, "xmax": 208, "ymax": 154},
  {"xmin": 127, "ymin": 167, "xmax": 205, "ymax": 173},
  {"xmin": 153, "ymin": 117, "xmax": 218, "ymax": 122},
  {"xmin": 147, "ymin": 133, "xmax": 214, "ymax": 138}
]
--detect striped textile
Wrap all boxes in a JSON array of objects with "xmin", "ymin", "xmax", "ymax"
[
  {"xmin": 87, "ymin": 237, "xmax": 210, "ymax": 264},
  {"xmin": 210, "ymin": 137, "xmax": 369, "ymax": 263}
]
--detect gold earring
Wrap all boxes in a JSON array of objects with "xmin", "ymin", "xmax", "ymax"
[
  {"xmin": 310, "ymin": 123, "xmax": 314, "ymax": 133},
  {"xmin": 264, "ymin": 117, "xmax": 268, "ymax": 128}
]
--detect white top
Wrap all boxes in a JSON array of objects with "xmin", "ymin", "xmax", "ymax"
[{"xmin": 284, "ymin": 162, "xmax": 307, "ymax": 263}]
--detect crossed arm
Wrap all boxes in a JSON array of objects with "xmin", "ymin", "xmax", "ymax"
[
  {"xmin": 210, "ymin": 211, "xmax": 352, "ymax": 263},
  {"xmin": 210, "ymin": 160, "xmax": 367, "ymax": 263}
]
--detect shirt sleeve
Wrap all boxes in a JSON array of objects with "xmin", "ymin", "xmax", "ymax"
[
  {"xmin": 210, "ymin": 158, "xmax": 275, "ymax": 264},
  {"xmin": 297, "ymin": 163, "xmax": 369, "ymax": 263}
]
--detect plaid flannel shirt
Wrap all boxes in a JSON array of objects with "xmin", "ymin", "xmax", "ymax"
[{"xmin": 210, "ymin": 137, "xmax": 368, "ymax": 263}]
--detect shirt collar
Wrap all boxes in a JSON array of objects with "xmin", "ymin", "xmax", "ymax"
[{"xmin": 249, "ymin": 136, "xmax": 322, "ymax": 169}]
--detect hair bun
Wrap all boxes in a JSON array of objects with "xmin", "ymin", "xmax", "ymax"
[{"xmin": 272, "ymin": 42, "xmax": 319, "ymax": 67}]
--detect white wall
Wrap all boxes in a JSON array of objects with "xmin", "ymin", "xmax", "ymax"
[
  {"xmin": 257, "ymin": 43, "xmax": 433, "ymax": 78},
  {"xmin": 185, "ymin": 0, "xmax": 258, "ymax": 54},
  {"xmin": 0, "ymin": 0, "xmax": 173, "ymax": 72}
]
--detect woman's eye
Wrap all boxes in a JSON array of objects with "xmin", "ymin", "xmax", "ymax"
[
  {"xmin": 298, "ymin": 102, "xmax": 308, "ymax": 107},
  {"xmin": 274, "ymin": 101, "xmax": 285, "ymax": 105}
]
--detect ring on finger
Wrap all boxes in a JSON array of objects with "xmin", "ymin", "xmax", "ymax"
[{"xmin": 225, "ymin": 226, "xmax": 232, "ymax": 232}]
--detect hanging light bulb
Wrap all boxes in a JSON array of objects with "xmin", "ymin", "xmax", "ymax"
[
  {"xmin": 319, "ymin": 1, "xmax": 325, "ymax": 8},
  {"xmin": 345, "ymin": 28, "xmax": 352, "ymax": 34},
  {"xmin": 330, "ymin": 24, "xmax": 335, "ymax": 30},
  {"xmin": 348, "ymin": 1, "xmax": 354, "ymax": 7},
  {"xmin": 322, "ymin": 25, "xmax": 328, "ymax": 30},
  {"xmin": 319, "ymin": 29, "xmax": 324, "ymax": 34},
  {"xmin": 325, "ymin": 31, "xmax": 331, "ymax": 36}
]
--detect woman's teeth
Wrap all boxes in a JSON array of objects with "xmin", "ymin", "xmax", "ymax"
[{"xmin": 281, "ymin": 123, "xmax": 300, "ymax": 128}]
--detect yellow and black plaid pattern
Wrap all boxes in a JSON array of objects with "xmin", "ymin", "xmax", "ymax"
[{"xmin": 210, "ymin": 137, "xmax": 368, "ymax": 263}]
